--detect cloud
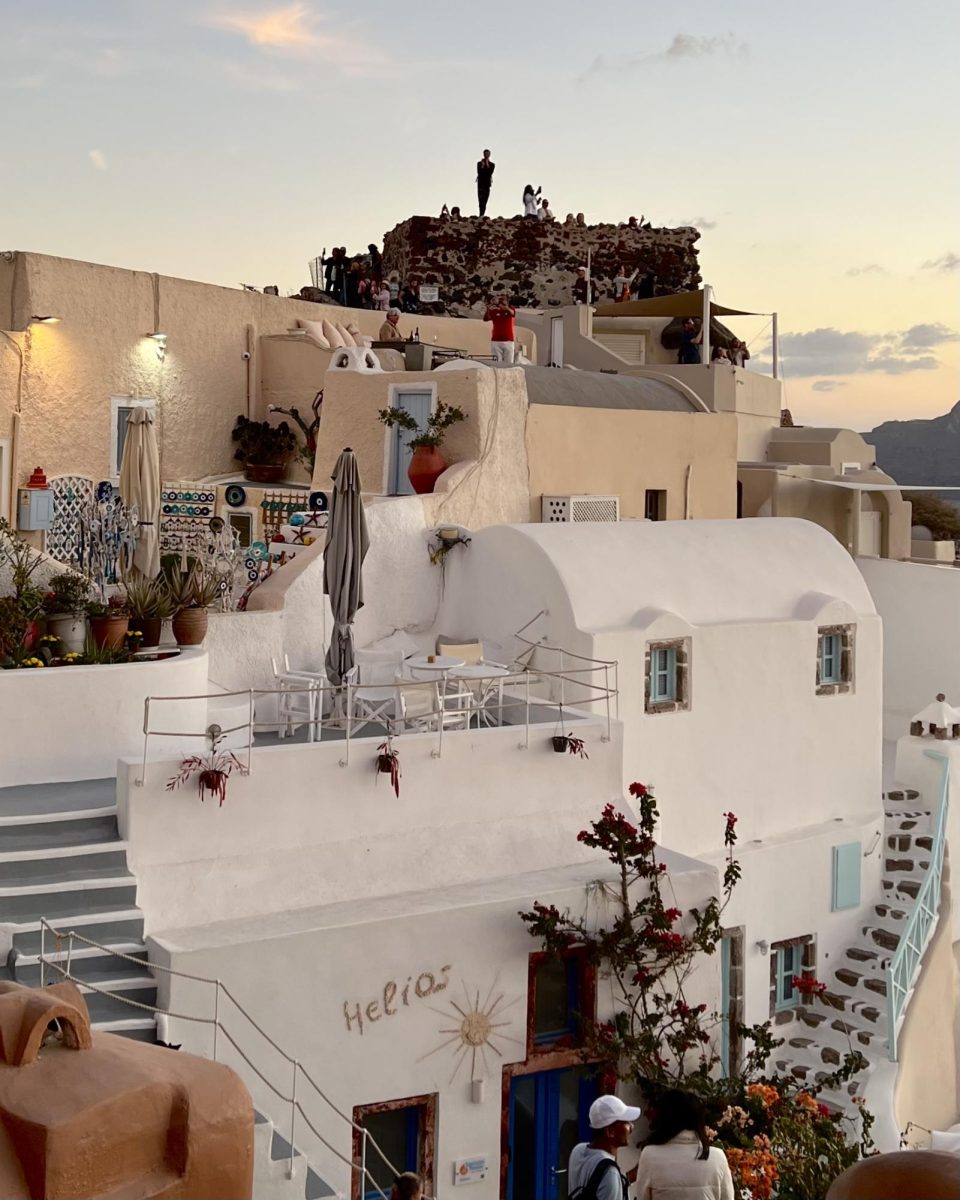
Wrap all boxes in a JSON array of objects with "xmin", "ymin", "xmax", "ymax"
[
  {"xmin": 811, "ymin": 381, "xmax": 847, "ymax": 392},
  {"xmin": 88, "ymin": 148, "xmax": 107, "ymax": 171},
  {"xmin": 207, "ymin": 3, "xmax": 383, "ymax": 73},
  {"xmin": 845, "ymin": 263, "xmax": 886, "ymax": 277},
  {"xmin": 580, "ymin": 31, "xmax": 748, "ymax": 80},
  {"xmin": 761, "ymin": 325, "xmax": 956, "ymax": 377},
  {"xmin": 677, "ymin": 216, "xmax": 717, "ymax": 230},
  {"xmin": 921, "ymin": 252, "xmax": 960, "ymax": 272}
]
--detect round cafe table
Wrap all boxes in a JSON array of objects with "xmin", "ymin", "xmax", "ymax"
[{"xmin": 406, "ymin": 654, "xmax": 466, "ymax": 679}]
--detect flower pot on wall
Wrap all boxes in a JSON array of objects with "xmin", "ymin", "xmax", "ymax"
[
  {"xmin": 46, "ymin": 613, "xmax": 86, "ymax": 654},
  {"xmin": 139, "ymin": 616, "xmax": 163, "ymax": 648},
  {"xmin": 244, "ymin": 463, "xmax": 285, "ymax": 484},
  {"xmin": 172, "ymin": 607, "xmax": 208, "ymax": 646},
  {"xmin": 90, "ymin": 615, "xmax": 129, "ymax": 650},
  {"xmin": 408, "ymin": 446, "xmax": 447, "ymax": 495}
]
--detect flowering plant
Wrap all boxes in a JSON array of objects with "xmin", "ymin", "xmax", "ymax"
[
  {"xmin": 167, "ymin": 727, "xmax": 246, "ymax": 806},
  {"xmin": 375, "ymin": 739, "xmax": 401, "ymax": 798}
]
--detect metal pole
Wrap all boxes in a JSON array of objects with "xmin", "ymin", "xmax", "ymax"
[
  {"xmin": 39, "ymin": 921, "xmax": 45, "ymax": 988},
  {"xmin": 701, "ymin": 284, "xmax": 712, "ymax": 368},
  {"xmin": 524, "ymin": 671, "xmax": 530, "ymax": 750},
  {"xmin": 771, "ymin": 311, "xmax": 780, "ymax": 380},
  {"xmin": 341, "ymin": 680, "xmax": 352, "ymax": 767},
  {"xmin": 586, "ymin": 249, "xmax": 591, "ymax": 306},
  {"xmin": 603, "ymin": 664, "xmax": 611, "ymax": 743},
  {"xmin": 66, "ymin": 932, "xmax": 74, "ymax": 978},
  {"xmin": 361, "ymin": 1129, "xmax": 369, "ymax": 1200},
  {"xmin": 246, "ymin": 689, "xmax": 254, "ymax": 774},
  {"xmin": 213, "ymin": 981, "xmax": 220, "ymax": 1060},
  {"xmin": 289, "ymin": 1061, "xmax": 298, "ymax": 1179},
  {"xmin": 138, "ymin": 698, "xmax": 151, "ymax": 786}
]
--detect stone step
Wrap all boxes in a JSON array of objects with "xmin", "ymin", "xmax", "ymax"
[
  {"xmin": 10, "ymin": 909, "xmax": 145, "ymax": 955},
  {"xmin": 884, "ymin": 788, "xmax": 921, "ymax": 805},
  {"xmin": 0, "ymin": 778, "xmax": 116, "ymax": 821},
  {"xmin": 0, "ymin": 844, "xmax": 130, "ymax": 887},
  {"xmin": 882, "ymin": 877, "xmax": 921, "ymax": 901},
  {"xmin": 12, "ymin": 943, "xmax": 150, "ymax": 986},
  {"xmin": 845, "ymin": 944, "xmax": 891, "ymax": 974},
  {"xmin": 834, "ymin": 967, "xmax": 889, "ymax": 1006},
  {"xmin": 861, "ymin": 923, "xmax": 901, "ymax": 952},
  {"xmin": 0, "ymin": 809, "xmax": 119, "ymax": 852},
  {"xmin": 93, "ymin": 1016, "xmax": 157, "ymax": 1041},
  {"xmin": 0, "ymin": 877, "xmax": 138, "ymax": 922},
  {"xmin": 885, "ymin": 834, "xmax": 934, "ymax": 853},
  {"xmin": 883, "ymin": 857, "xmax": 930, "ymax": 876},
  {"xmin": 82, "ymin": 979, "xmax": 158, "ymax": 1024}
]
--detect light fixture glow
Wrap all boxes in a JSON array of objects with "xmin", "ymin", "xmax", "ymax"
[
  {"xmin": 30, "ymin": 315, "xmax": 60, "ymax": 324},
  {"xmin": 144, "ymin": 331, "xmax": 168, "ymax": 362}
]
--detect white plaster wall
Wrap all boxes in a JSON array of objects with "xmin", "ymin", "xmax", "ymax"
[
  {"xmin": 206, "ymin": 609, "xmax": 284, "ymax": 692},
  {"xmin": 118, "ymin": 714, "xmax": 623, "ymax": 931},
  {"xmin": 153, "ymin": 854, "xmax": 719, "ymax": 1200},
  {"xmin": 0, "ymin": 649, "xmax": 209, "ymax": 785},
  {"xmin": 858, "ymin": 557, "xmax": 960, "ymax": 739}
]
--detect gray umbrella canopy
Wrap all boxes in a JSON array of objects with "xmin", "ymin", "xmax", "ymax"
[{"xmin": 323, "ymin": 448, "xmax": 370, "ymax": 686}]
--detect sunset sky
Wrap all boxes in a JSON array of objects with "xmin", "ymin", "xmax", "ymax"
[{"xmin": 3, "ymin": 0, "xmax": 957, "ymax": 430}]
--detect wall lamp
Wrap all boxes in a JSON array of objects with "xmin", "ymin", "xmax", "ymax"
[
  {"xmin": 755, "ymin": 940, "xmax": 769, "ymax": 955},
  {"xmin": 30, "ymin": 315, "xmax": 61, "ymax": 324},
  {"xmin": 145, "ymin": 331, "xmax": 167, "ymax": 362}
]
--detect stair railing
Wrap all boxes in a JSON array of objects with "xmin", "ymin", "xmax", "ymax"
[
  {"xmin": 885, "ymin": 750, "xmax": 949, "ymax": 1061},
  {"xmin": 36, "ymin": 919, "xmax": 402, "ymax": 1199}
]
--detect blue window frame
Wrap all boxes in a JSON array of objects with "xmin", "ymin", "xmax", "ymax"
[
  {"xmin": 819, "ymin": 633, "xmax": 841, "ymax": 684},
  {"xmin": 359, "ymin": 1103, "xmax": 423, "ymax": 1200},
  {"xmin": 774, "ymin": 944, "xmax": 800, "ymax": 1011},
  {"xmin": 533, "ymin": 956, "xmax": 581, "ymax": 1046},
  {"xmin": 650, "ymin": 646, "xmax": 677, "ymax": 703}
]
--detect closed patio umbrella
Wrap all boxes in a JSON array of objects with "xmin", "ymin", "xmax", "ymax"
[
  {"xmin": 118, "ymin": 406, "xmax": 160, "ymax": 579},
  {"xmin": 323, "ymin": 447, "xmax": 370, "ymax": 686}
]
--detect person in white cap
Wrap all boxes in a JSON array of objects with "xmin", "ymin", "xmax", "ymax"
[{"xmin": 568, "ymin": 1094, "xmax": 641, "ymax": 1200}]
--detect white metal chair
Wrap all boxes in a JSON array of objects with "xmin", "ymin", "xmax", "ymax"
[
  {"xmin": 272, "ymin": 659, "xmax": 323, "ymax": 742},
  {"xmin": 394, "ymin": 679, "xmax": 473, "ymax": 733},
  {"xmin": 352, "ymin": 649, "xmax": 403, "ymax": 734}
]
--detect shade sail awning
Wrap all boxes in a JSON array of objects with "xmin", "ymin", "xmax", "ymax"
[{"xmin": 592, "ymin": 288, "xmax": 763, "ymax": 319}]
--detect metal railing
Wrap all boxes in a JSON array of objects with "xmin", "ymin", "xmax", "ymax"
[
  {"xmin": 137, "ymin": 658, "xmax": 620, "ymax": 785},
  {"xmin": 885, "ymin": 750, "xmax": 949, "ymax": 1061},
  {"xmin": 38, "ymin": 919, "xmax": 401, "ymax": 1198}
]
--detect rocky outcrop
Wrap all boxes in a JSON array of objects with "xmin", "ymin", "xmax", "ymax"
[
  {"xmin": 382, "ymin": 215, "xmax": 701, "ymax": 314},
  {"xmin": 866, "ymin": 401, "xmax": 960, "ymax": 486}
]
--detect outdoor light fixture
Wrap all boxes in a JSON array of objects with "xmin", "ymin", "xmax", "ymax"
[
  {"xmin": 30, "ymin": 315, "xmax": 60, "ymax": 324},
  {"xmin": 755, "ymin": 940, "xmax": 769, "ymax": 955},
  {"xmin": 145, "ymin": 331, "xmax": 167, "ymax": 362}
]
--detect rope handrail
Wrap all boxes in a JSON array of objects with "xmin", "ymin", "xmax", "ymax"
[
  {"xmin": 885, "ymin": 751, "xmax": 949, "ymax": 1061},
  {"xmin": 514, "ymin": 634, "xmax": 619, "ymax": 666},
  {"xmin": 38, "ymin": 919, "xmax": 399, "ymax": 1196}
]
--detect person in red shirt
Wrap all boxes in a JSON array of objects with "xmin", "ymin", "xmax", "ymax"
[{"xmin": 483, "ymin": 294, "xmax": 517, "ymax": 363}]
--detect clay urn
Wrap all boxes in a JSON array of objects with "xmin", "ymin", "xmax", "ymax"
[
  {"xmin": 826, "ymin": 1150, "xmax": 960, "ymax": 1200},
  {"xmin": 408, "ymin": 445, "xmax": 447, "ymax": 494},
  {"xmin": 0, "ymin": 980, "xmax": 253, "ymax": 1199}
]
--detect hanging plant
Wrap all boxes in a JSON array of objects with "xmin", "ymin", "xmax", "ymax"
[
  {"xmin": 375, "ymin": 739, "xmax": 401, "ymax": 798},
  {"xmin": 551, "ymin": 733, "xmax": 588, "ymax": 758},
  {"xmin": 167, "ymin": 726, "xmax": 246, "ymax": 806}
]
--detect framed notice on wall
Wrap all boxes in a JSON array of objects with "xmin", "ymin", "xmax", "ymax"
[{"xmin": 419, "ymin": 285, "xmax": 439, "ymax": 303}]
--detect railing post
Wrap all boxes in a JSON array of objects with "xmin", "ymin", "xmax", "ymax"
[
  {"xmin": 602, "ymin": 663, "xmax": 611, "ymax": 743},
  {"xmin": 521, "ymin": 670, "xmax": 530, "ymax": 750},
  {"xmin": 66, "ymin": 932, "xmax": 74, "ymax": 978},
  {"xmin": 361, "ymin": 1128, "xmax": 369, "ymax": 1200},
  {"xmin": 39, "ymin": 920, "xmax": 45, "ymax": 987},
  {"xmin": 213, "ymin": 980, "xmax": 220, "ymax": 1060},
  {"xmin": 433, "ymin": 683, "xmax": 444, "ymax": 759},
  {"xmin": 340, "ymin": 680, "xmax": 352, "ymax": 767},
  {"xmin": 246, "ymin": 689, "xmax": 254, "ymax": 774},
  {"xmin": 289, "ymin": 1060, "xmax": 298, "ymax": 1179},
  {"xmin": 559, "ymin": 650, "xmax": 565, "ymax": 711},
  {"xmin": 138, "ymin": 697, "xmax": 151, "ymax": 787}
]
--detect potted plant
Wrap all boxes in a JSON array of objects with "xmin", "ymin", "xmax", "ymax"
[
  {"xmin": 125, "ymin": 576, "xmax": 174, "ymax": 648},
  {"xmin": 166, "ymin": 725, "xmax": 246, "ymax": 806},
  {"xmin": 44, "ymin": 573, "xmax": 91, "ymax": 653},
  {"xmin": 0, "ymin": 596, "xmax": 28, "ymax": 662},
  {"xmin": 375, "ymin": 738, "xmax": 401, "ymax": 798},
  {"xmin": 232, "ymin": 415, "xmax": 298, "ymax": 483},
  {"xmin": 87, "ymin": 592, "xmax": 129, "ymax": 650},
  {"xmin": 167, "ymin": 567, "xmax": 221, "ymax": 646},
  {"xmin": 377, "ymin": 401, "xmax": 466, "ymax": 494},
  {"xmin": 551, "ymin": 732, "xmax": 588, "ymax": 758}
]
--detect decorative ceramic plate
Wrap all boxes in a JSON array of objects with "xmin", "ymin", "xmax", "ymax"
[
  {"xmin": 309, "ymin": 490, "xmax": 328, "ymax": 512},
  {"xmin": 225, "ymin": 484, "xmax": 247, "ymax": 508}
]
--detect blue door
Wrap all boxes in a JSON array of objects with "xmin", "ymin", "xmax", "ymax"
[
  {"xmin": 507, "ymin": 1066, "xmax": 600, "ymax": 1200},
  {"xmin": 389, "ymin": 391, "xmax": 433, "ymax": 495}
]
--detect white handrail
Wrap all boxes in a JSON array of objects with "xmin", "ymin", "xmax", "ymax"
[
  {"xmin": 37, "ymin": 919, "xmax": 401, "ymax": 1199},
  {"xmin": 885, "ymin": 750, "xmax": 949, "ymax": 1061}
]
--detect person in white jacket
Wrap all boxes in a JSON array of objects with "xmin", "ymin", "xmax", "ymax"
[{"xmin": 635, "ymin": 1090, "xmax": 734, "ymax": 1200}]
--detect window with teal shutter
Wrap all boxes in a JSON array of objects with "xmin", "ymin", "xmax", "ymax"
[
  {"xmin": 774, "ymin": 944, "xmax": 800, "ymax": 1010},
  {"xmin": 832, "ymin": 842, "xmax": 862, "ymax": 911},
  {"xmin": 650, "ymin": 647, "xmax": 677, "ymax": 702},
  {"xmin": 819, "ymin": 633, "xmax": 841, "ymax": 684}
]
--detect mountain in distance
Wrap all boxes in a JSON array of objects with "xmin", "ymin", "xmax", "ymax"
[{"xmin": 864, "ymin": 401, "xmax": 960, "ymax": 485}]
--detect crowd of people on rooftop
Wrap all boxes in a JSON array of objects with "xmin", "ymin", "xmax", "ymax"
[{"xmin": 322, "ymin": 246, "xmax": 424, "ymax": 315}]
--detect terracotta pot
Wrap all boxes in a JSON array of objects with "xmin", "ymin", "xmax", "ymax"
[
  {"xmin": 172, "ymin": 606, "xmax": 208, "ymax": 645},
  {"xmin": 46, "ymin": 613, "xmax": 87, "ymax": 654},
  {"xmin": 22, "ymin": 620, "xmax": 39, "ymax": 651},
  {"xmin": 90, "ymin": 614, "xmax": 129, "ymax": 650},
  {"xmin": 407, "ymin": 445, "xmax": 447, "ymax": 495},
  {"xmin": 138, "ymin": 616, "xmax": 163, "ymax": 648},
  {"xmin": 244, "ymin": 463, "xmax": 285, "ymax": 484}
]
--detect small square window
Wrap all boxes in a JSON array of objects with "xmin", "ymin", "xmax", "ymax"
[
  {"xmin": 644, "ymin": 489, "xmax": 666, "ymax": 521},
  {"xmin": 353, "ymin": 1096, "xmax": 435, "ymax": 1200},
  {"xmin": 650, "ymin": 647, "xmax": 677, "ymax": 702},
  {"xmin": 819, "ymin": 633, "xmax": 841, "ymax": 684}
]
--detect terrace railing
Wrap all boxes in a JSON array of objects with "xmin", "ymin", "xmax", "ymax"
[
  {"xmin": 37, "ymin": 919, "xmax": 403, "ymax": 1199},
  {"xmin": 136, "ymin": 656, "xmax": 619, "ymax": 786},
  {"xmin": 885, "ymin": 750, "xmax": 949, "ymax": 1061}
]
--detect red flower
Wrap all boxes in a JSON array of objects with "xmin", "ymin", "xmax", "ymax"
[
  {"xmin": 817, "ymin": 1103, "xmax": 831, "ymax": 1118},
  {"xmin": 792, "ymin": 975, "xmax": 827, "ymax": 998},
  {"xmin": 663, "ymin": 907, "xmax": 682, "ymax": 924},
  {"xmin": 722, "ymin": 811, "xmax": 737, "ymax": 824},
  {"xmin": 629, "ymin": 782, "xmax": 650, "ymax": 798}
]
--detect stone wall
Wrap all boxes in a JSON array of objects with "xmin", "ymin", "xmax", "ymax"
[{"xmin": 382, "ymin": 215, "xmax": 701, "ymax": 314}]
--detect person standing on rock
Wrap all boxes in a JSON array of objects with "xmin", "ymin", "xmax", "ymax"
[
  {"xmin": 484, "ymin": 294, "xmax": 517, "ymax": 364},
  {"xmin": 477, "ymin": 149, "xmax": 495, "ymax": 216}
]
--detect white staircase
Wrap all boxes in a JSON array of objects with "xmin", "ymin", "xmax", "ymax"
[
  {"xmin": 253, "ymin": 1110, "xmax": 337, "ymax": 1200},
  {"xmin": 771, "ymin": 787, "xmax": 935, "ymax": 1117}
]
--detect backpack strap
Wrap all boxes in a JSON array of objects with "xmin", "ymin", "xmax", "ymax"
[{"xmin": 572, "ymin": 1156, "xmax": 622, "ymax": 1200}]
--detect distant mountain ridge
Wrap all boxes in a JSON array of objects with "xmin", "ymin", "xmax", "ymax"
[{"xmin": 865, "ymin": 401, "xmax": 960, "ymax": 485}]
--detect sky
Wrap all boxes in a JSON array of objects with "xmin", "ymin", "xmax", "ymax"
[{"xmin": 2, "ymin": 0, "xmax": 958, "ymax": 430}]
